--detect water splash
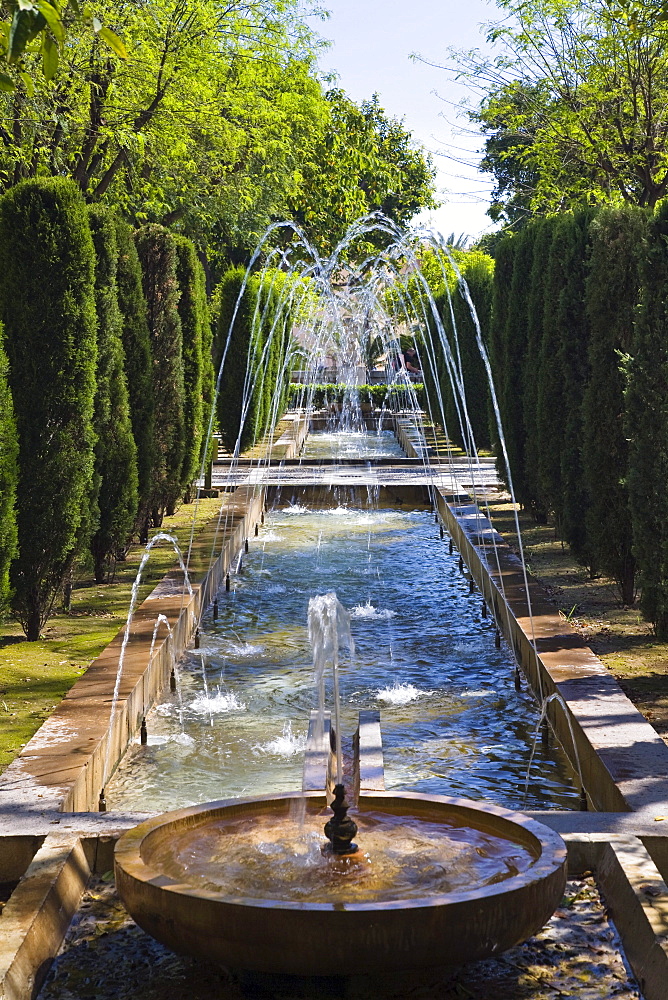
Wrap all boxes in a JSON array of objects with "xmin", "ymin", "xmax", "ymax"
[
  {"xmin": 102, "ymin": 533, "xmax": 194, "ymax": 790},
  {"xmin": 253, "ymin": 721, "xmax": 306, "ymax": 757},
  {"xmin": 377, "ymin": 683, "xmax": 433, "ymax": 706},
  {"xmin": 307, "ymin": 592, "xmax": 354, "ymax": 785},
  {"xmin": 189, "ymin": 690, "xmax": 247, "ymax": 714},
  {"xmin": 350, "ymin": 601, "xmax": 396, "ymax": 620}
]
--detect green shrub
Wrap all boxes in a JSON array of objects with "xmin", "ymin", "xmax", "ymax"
[
  {"xmin": 174, "ymin": 236, "xmax": 207, "ymax": 495},
  {"xmin": 115, "ymin": 218, "xmax": 155, "ymax": 532},
  {"xmin": 522, "ymin": 218, "xmax": 555, "ymax": 524},
  {"xmin": 215, "ymin": 267, "xmax": 292, "ymax": 453},
  {"xmin": 583, "ymin": 206, "xmax": 645, "ymax": 604},
  {"xmin": 0, "ymin": 330, "xmax": 18, "ymax": 613},
  {"xmin": 135, "ymin": 224, "xmax": 185, "ymax": 522},
  {"xmin": 88, "ymin": 206, "xmax": 139, "ymax": 581},
  {"xmin": 0, "ymin": 178, "xmax": 97, "ymax": 639},
  {"xmin": 288, "ymin": 383, "xmax": 426, "ymax": 411},
  {"xmin": 626, "ymin": 201, "xmax": 668, "ymax": 634}
]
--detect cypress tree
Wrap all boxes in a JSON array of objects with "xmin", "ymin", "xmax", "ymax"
[
  {"xmin": 583, "ymin": 207, "xmax": 645, "ymax": 604},
  {"xmin": 536, "ymin": 217, "xmax": 571, "ymax": 526},
  {"xmin": 0, "ymin": 178, "xmax": 97, "ymax": 640},
  {"xmin": 215, "ymin": 267, "xmax": 263, "ymax": 454},
  {"xmin": 174, "ymin": 236, "xmax": 207, "ymax": 496},
  {"xmin": 626, "ymin": 201, "xmax": 668, "ymax": 635},
  {"xmin": 557, "ymin": 210, "xmax": 594, "ymax": 566},
  {"xmin": 523, "ymin": 218, "xmax": 555, "ymax": 523},
  {"xmin": 115, "ymin": 218, "xmax": 155, "ymax": 532},
  {"xmin": 454, "ymin": 256, "xmax": 493, "ymax": 451},
  {"xmin": 500, "ymin": 227, "xmax": 535, "ymax": 500},
  {"xmin": 0, "ymin": 331, "xmax": 18, "ymax": 613},
  {"xmin": 88, "ymin": 206, "xmax": 139, "ymax": 582},
  {"xmin": 489, "ymin": 235, "xmax": 516, "ymax": 475},
  {"xmin": 135, "ymin": 224, "xmax": 185, "ymax": 522}
]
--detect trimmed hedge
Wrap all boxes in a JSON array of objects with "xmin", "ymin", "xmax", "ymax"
[
  {"xmin": 0, "ymin": 328, "xmax": 18, "ymax": 613},
  {"xmin": 0, "ymin": 178, "xmax": 97, "ymax": 639},
  {"xmin": 288, "ymin": 383, "xmax": 427, "ymax": 411},
  {"xmin": 88, "ymin": 206, "xmax": 139, "ymax": 582},
  {"xmin": 135, "ymin": 224, "xmax": 185, "ymax": 522}
]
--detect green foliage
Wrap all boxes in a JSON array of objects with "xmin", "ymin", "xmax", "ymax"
[
  {"xmin": 115, "ymin": 216, "xmax": 155, "ymax": 529},
  {"xmin": 456, "ymin": 257, "xmax": 494, "ymax": 451},
  {"xmin": 0, "ymin": 177, "xmax": 97, "ymax": 639},
  {"xmin": 583, "ymin": 206, "xmax": 646, "ymax": 603},
  {"xmin": 459, "ymin": 0, "xmax": 668, "ymax": 222},
  {"xmin": 522, "ymin": 218, "xmax": 555, "ymax": 523},
  {"xmin": 499, "ymin": 226, "xmax": 535, "ymax": 500},
  {"xmin": 0, "ymin": 1, "xmax": 127, "ymax": 89},
  {"xmin": 134, "ymin": 224, "xmax": 184, "ymax": 521},
  {"xmin": 556, "ymin": 211, "xmax": 594, "ymax": 565},
  {"xmin": 626, "ymin": 200, "xmax": 668, "ymax": 634},
  {"xmin": 174, "ymin": 235, "xmax": 207, "ymax": 494},
  {"xmin": 0, "ymin": 328, "xmax": 18, "ymax": 612},
  {"xmin": 288, "ymin": 383, "xmax": 427, "ymax": 411},
  {"xmin": 288, "ymin": 90, "xmax": 438, "ymax": 256},
  {"xmin": 215, "ymin": 267, "xmax": 293, "ymax": 454},
  {"xmin": 424, "ymin": 254, "xmax": 494, "ymax": 452},
  {"xmin": 87, "ymin": 205, "xmax": 139, "ymax": 582},
  {"xmin": 488, "ymin": 234, "xmax": 516, "ymax": 464},
  {"xmin": 0, "ymin": 0, "xmax": 329, "ymax": 265},
  {"xmin": 536, "ymin": 218, "xmax": 571, "ymax": 523}
]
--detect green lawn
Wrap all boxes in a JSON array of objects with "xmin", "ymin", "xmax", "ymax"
[{"xmin": 0, "ymin": 497, "xmax": 223, "ymax": 772}]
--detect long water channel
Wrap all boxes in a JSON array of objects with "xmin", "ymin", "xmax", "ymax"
[{"xmin": 107, "ymin": 467, "xmax": 580, "ymax": 813}]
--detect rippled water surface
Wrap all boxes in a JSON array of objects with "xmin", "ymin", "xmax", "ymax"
[
  {"xmin": 107, "ymin": 503, "xmax": 579, "ymax": 811},
  {"xmin": 149, "ymin": 809, "xmax": 536, "ymax": 903},
  {"xmin": 300, "ymin": 430, "xmax": 405, "ymax": 459}
]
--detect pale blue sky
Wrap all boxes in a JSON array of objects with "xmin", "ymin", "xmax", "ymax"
[{"xmin": 312, "ymin": 0, "xmax": 498, "ymax": 241}]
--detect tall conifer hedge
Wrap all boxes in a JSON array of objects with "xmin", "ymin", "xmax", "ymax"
[
  {"xmin": 0, "ymin": 178, "xmax": 97, "ymax": 639},
  {"xmin": 116, "ymin": 218, "xmax": 155, "ymax": 532},
  {"xmin": 215, "ymin": 267, "xmax": 289, "ymax": 454},
  {"xmin": 0, "ymin": 331, "xmax": 18, "ymax": 613},
  {"xmin": 522, "ymin": 218, "xmax": 554, "ymax": 523},
  {"xmin": 489, "ymin": 235, "xmax": 516, "ymax": 477},
  {"xmin": 556, "ymin": 210, "xmax": 593, "ymax": 566},
  {"xmin": 584, "ymin": 206, "xmax": 645, "ymax": 604},
  {"xmin": 174, "ymin": 236, "xmax": 207, "ymax": 494},
  {"xmin": 135, "ymin": 224, "xmax": 185, "ymax": 522},
  {"xmin": 88, "ymin": 206, "xmax": 139, "ymax": 581},
  {"xmin": 626, "ymin": 201, "xmax": 668, "ymax": 634}
]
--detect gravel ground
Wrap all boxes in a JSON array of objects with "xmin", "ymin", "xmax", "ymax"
[{"xmin": 39, "ymin": 876, "xmax": 642, "ymax": 1000}]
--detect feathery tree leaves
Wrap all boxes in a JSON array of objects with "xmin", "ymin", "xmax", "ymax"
[{"xmin": 454, "ymin": 0, "xmax": 668, "ymax": 223}]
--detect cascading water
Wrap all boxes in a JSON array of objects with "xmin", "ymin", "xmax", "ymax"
[{"xmin": 112, "ymin": 216, "xmax": 578, "ymax": 977}]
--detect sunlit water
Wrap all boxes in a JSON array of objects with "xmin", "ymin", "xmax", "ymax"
[
  {"xmin": 148, "ymin": 810, "xmax": 536, "ymax": 903},
  {"xmin": 301, "ymin": 430, "xmax": 405, "ymax": 460},
  {"xmin": 107, "ymin": 504, "xmax": 579, "ymax": 812}
]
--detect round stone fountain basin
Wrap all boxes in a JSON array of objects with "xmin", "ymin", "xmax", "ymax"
[{"xmin": 114, "ymin": 791, "xmax": 567, "ymax": 976}]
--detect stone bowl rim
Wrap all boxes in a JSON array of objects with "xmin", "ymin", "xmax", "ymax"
[{"xmin": 114, "ymin": 789, "xmax": 567, "ymax": 913}]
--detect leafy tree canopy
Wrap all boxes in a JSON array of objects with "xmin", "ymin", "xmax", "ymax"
[
  {"xmin": 449, "ymin": 0, "xmax": 668, "ymax": 225},
  {"xmin": 0, "ymin": 0, "xmax": 328, "ymax": 262},
  {"xmin": 287, "ymin": 89, "xmax": 438, "ymax": 256}
]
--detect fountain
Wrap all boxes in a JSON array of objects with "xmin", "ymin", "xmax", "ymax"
[
  {"xmin": 113, "ymin": 217, "xmax": 571, "ymax": 978},
  {"xmin": 114, "ymin": 574, "xmax": 568, "ymax": 976}
]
